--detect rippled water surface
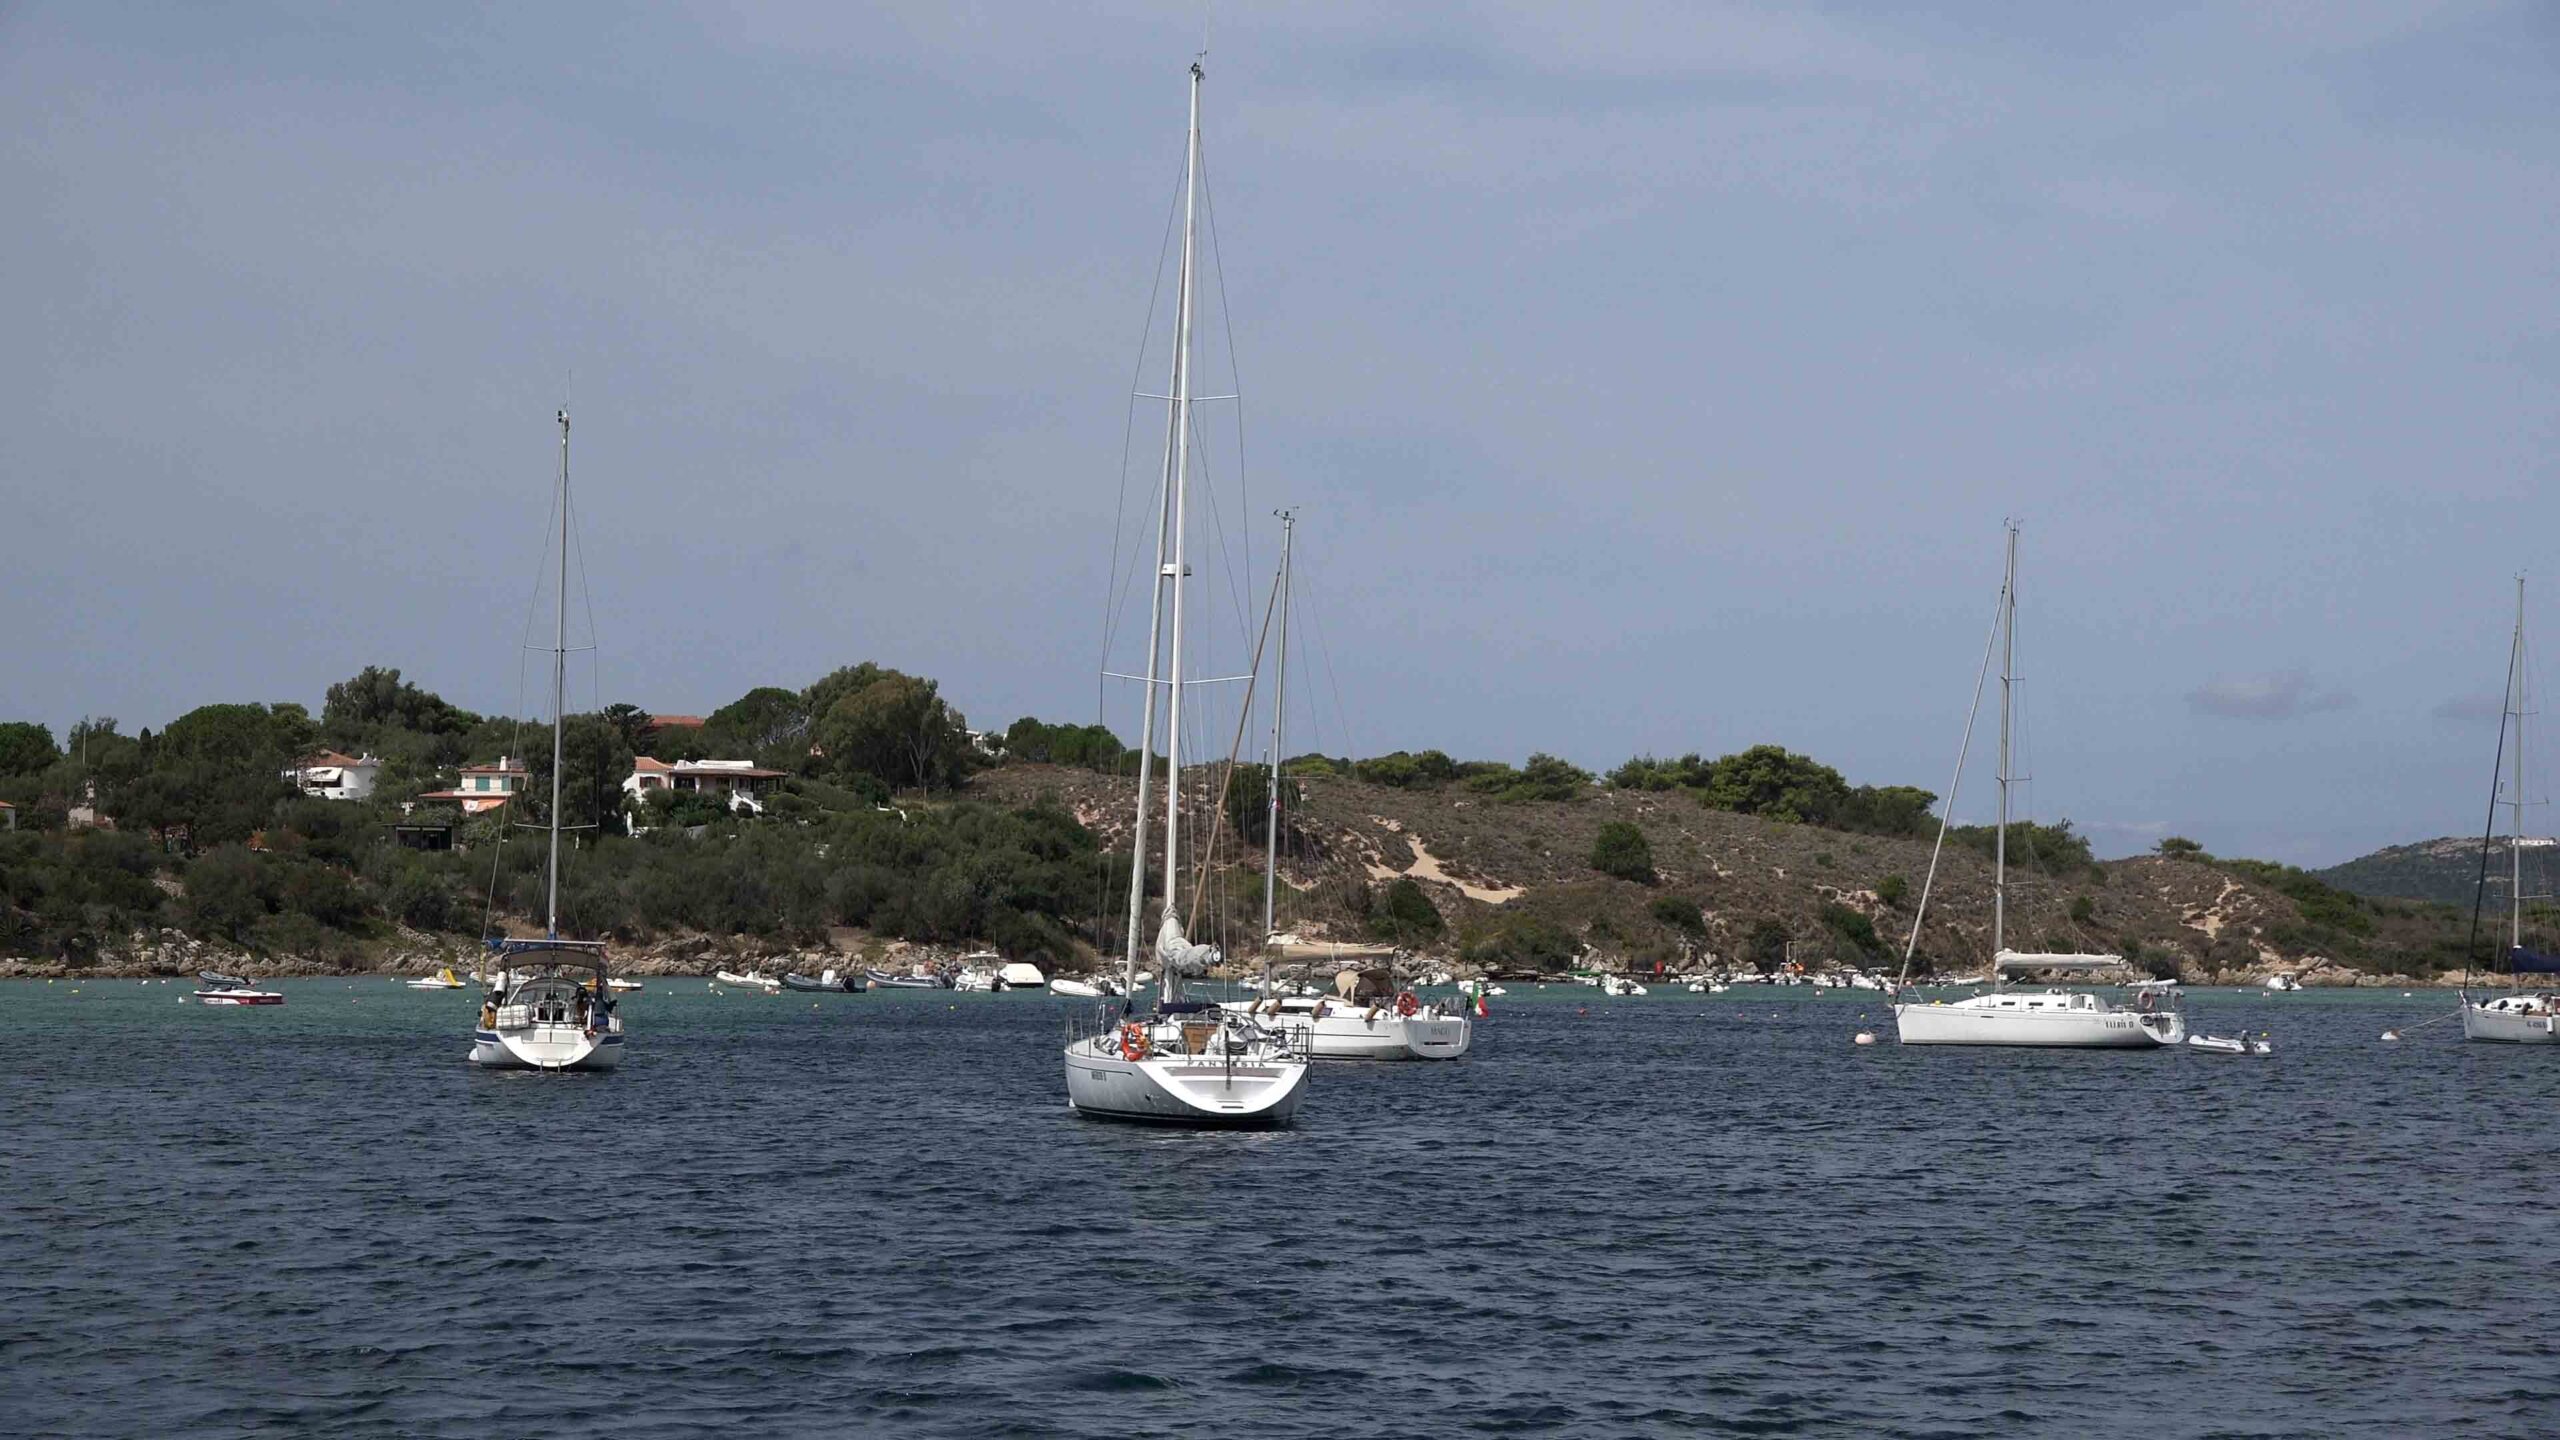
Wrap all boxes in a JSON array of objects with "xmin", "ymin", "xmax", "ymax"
[{"xmin": 6, "ymin": 978, "xmax": 2558, "ymax": 1437}]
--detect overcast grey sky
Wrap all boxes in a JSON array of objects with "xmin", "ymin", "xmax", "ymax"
[{"xmin": 5, "ymin": 3, "xmax": 2556, "ymax": 866}]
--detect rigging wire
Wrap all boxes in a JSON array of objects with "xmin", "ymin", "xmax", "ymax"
[
  {"xmin": 1090, "ymin": 157, "xmax": 1190, "ymax": 967},
  {"xmin": 1198, "ymin": 144, "xmax": 1250, "ymax": 594},
  {"xmin": 1096, "ymin": 157, "xmax": 1191, "ymax": 685},
  {"xmin": 480, "ymin": 448, "xmax": 566, "ymax": 944}
]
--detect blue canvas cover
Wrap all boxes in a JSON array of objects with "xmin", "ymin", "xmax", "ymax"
[{"xmin": 2509, "ymin": 945, "xmax": 2560, "ymax": 975}]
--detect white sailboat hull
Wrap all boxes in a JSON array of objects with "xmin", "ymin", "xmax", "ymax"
[
  {"xmin": 1063, "ymin": 1035, "xmax": 1306, "ymax": 1126},
  {"xmin": 1217, "ymin": 1002, "xmax": 1472, "ymax": 1060},
  {"xmin": 1894, "ymin": 1002, "xmax": 2181, "ymax": 1048},
  {"xmin": 2462, "ymin": 1000, "xmax": 2560, "ymax": 1044},
  {"xmin": 470, "ymin": 1025, "xmax": 625, "ymax": 1071}
]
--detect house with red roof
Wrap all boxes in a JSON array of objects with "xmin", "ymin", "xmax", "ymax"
[{"xmin": 415, "ymin": 756, "xmax": 528, "ymax": 815}]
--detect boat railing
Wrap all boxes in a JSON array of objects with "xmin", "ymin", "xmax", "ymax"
[
  {"xmin": 1064, "ymin": 1006, "xmax": 1309, "ymax": 1065},
  {"xmin": 495, "ymin": 1001, "xmax": 620, "ymax": 1032}
]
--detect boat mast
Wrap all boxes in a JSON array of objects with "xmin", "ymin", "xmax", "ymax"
[
  {"xmin": 1262, "ymin": 508, "xmax": 1294, "ymax": 948},
  {"xmin": 547, "ymin": 408, "xmax": 570, "ymax": 940},
  {"xmin": 2512, "ymin": 575, "xmax": 2527, "ymax": 959},
  {"xmin": 1157, "ymin": 59, "xmax": 1203, "ymax": 1008},
  {"xmin": 1993, "ymin": 522, "xmax": 2016, "ymax": 982},
  {"xmin": 1114, "ymin": 63, "xmax": 1206, "ymax": 1004}
]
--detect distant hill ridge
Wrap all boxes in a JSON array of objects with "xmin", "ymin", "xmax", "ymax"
[{"xmin": 2317, "ymin": 836, "xmax": 2530, "ymax": 909}]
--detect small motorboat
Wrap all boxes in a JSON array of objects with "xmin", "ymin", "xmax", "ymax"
[
  {"xmin": 2188, "ymin": 1033, "xmax": 2274, "ymax": 1056},
  {"xmin": 193, "ymin": 981, "xmax": 284, "ymax": 1006},
  {"xmin": 607, "ymin": 977, "xmax": 644, "ymax": 993},
  {"xmin": 865, "ymin": 969, "xmax": 948, "ymax": 990},
  {"xmin": 781, "ymin": 969, "xmax": 863, "ymax": 994},
  {"xmin": 713, "ymin": 970, "xmax": 782, "ymax": 993},
  {"xmin": 1049, "ymin": 976, "xmax": 1115, "ymax": 998},
  {"xmin": 1599, "ymin": 975, "xmax": 1648, "ymax": 998},
  {"xmin": 407, "ymin": 967, "xmax": 467, "ymax": 990}
]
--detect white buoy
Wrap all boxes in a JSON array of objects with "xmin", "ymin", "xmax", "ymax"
[
  {"xmin": 2381, "ymin": 1030, "xmax": 2400, "ymax": 1042},
  {"xmin": 1854, "ymin": 1031, "xmax": 1876, "ymax": 1046}
]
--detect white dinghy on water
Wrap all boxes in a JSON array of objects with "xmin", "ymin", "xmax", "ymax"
[
  {"xmin": 466, "ymin": 410, "xmax": 624, "ymax": 1074},
  {"xmin": 1890, "ymin": 524, "xmax": 2183, "ymax": 1050},
  {"xmin": 2460, "ymin": 579, "xmax": 2560, "ymax": 1044},
  {"xmin": 1060, "ymin": 58, "xmax": 1308, "ymax": 1128}
]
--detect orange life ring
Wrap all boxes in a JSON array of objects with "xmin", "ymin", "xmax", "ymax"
[
  {"xmin": 1395, "ymin": 991, "xmax": 1420, "ymax": 1017},
  {"xmin": 1118, "ymin": 1023, "xmax": 1148, "ymax": 1062}
]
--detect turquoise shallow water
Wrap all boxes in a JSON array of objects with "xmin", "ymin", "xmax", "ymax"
[{"xmin": 3, "ymin": 978, "xmax": 2555, "ymax": 1438}]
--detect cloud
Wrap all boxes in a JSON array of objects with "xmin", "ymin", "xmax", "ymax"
[
  {"xmin": 2433, "ymin": 693, "xmax": 2506, "ymax": 722},
  {"xmin": 2186, "ymin": 672, "xmax": 2357, "ymax": 719}
]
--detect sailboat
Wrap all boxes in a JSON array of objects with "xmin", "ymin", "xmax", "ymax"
[
  {"xmin": 1061, "ymin": 58, "xmax": 1310, "ymax": 1126},
  {"xmin": 1892, "ymin": 524, "xmax": 2185, "ymax": 1048},
  {"xmin": 2461, "ymin": 578, "xmax": 2560, "ymax": 1041},
  {"xmin": 468, "ymin": 409, "xmax": 625, "ymax": 1072},
  {"xmin": 1217, "ymin": 513, "xmax": 1472, "ymax": 1060}
]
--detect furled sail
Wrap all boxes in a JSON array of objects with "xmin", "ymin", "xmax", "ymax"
[{"xmin": 1992, "ymin": 949, "xmax": 2125, "ymax": 973}]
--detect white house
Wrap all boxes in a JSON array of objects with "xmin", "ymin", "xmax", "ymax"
[
  {"xmin": 622, "ymin": 757, "xmax": 786, "ymax": 832},
  {"xmin": 416, "ymin": 757, "xmax": 527, "ymax": 815},
  {"xmin": 285, "ymin": 751, "xmax": 383, "ymax": 801}
]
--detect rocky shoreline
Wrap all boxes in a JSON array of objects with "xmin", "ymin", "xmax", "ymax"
[{"xmin": 0, "ymin": 925, "xmax": 2476, "ymax": 988}]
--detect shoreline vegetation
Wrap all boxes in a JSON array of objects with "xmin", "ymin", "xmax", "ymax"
[{"xmin": 0, "ymin": 664, "xmax": 2509, "ymax": 987}]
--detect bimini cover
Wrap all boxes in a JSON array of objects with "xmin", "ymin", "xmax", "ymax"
[
  {"xmin": 998, "ymin": 962, "xmax": 1046, "ymax": 987},
  {"xmin": 1332, "ymin": 968, "xmax": 1393, "ymax": 1003},
  {"xmin": 2512, "ymin": 945, "xmax": 2560, "ymax": 975},
  {"xmin": 1155, "ymin": 914, "xmax": 1221, "ymax": 977}
]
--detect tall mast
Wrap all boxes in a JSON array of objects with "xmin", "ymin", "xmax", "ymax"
[
  {"xmin": 1262, "ymin": 509, "xmax": 1295, "ymax": 946},
  {"xmin": 547, "ymin": 408, "xmax": 570, "ymax": 940},
  {"xmin": 1117, "ymin": 287, "xmax": 1181, "ymax": 1001},
  {"xmin": 2512, "ymin": 575, "xmax": 2527, "ymax": 955},
  {"xmin": 1156, "ymin": 59, "xmax": 1203, "ymax": 1007},
  {"xmin": 1994, "ymin": 522, "xmax": 2016, "ymax": 976}
]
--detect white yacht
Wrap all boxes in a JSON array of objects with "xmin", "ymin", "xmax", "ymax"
[
  {"xmin": 1059, "ymin": 58, "xmax": 1309, "ymax": 1126},
  {"xmin": 1211, "ymin": 512, "xmax": 1470, "ymax": 1062},
  {"xmin": 1225, "ymin": 941, "xmax": 1471, "ymax": 1061},
  {"xmin": 2462, "ymin": 579, "xmax": 2560, "ymax": 1043},
  {"xmin": 1891, "ymin": 524, "xmax": 2183, "ymax": 1049},
  {"xmin": 468, "ymin": 410, "xmax": 626, "ymax": 1073}
]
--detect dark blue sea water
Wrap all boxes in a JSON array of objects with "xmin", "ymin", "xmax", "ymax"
[{"xmin": 4, "ymin": 978, "xmax": 2556, "ymax": 1438}]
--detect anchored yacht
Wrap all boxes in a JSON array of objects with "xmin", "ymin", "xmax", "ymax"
[
  {"xmin": 1891, "ymin": 524, "xmax": 2182, "ymax": 1049},
  {"xmin": 466, "ymin": 411, "xmax": 624, "ymax": 1073},
  {"xmin": 2461, "ymin": 579, "xmax": 2560, "ymax": 1042},
  {"xmin": 1060, "ymin": 58, "xmax": 1309, "ymax": 1126}
]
